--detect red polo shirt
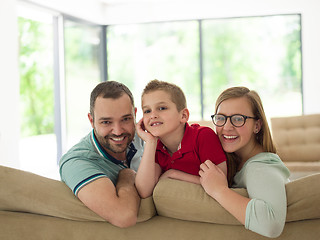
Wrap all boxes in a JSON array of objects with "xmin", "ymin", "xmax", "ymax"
[{"xmin": 155, "ymin": 123, "xmax": 226, "ymax": 176}]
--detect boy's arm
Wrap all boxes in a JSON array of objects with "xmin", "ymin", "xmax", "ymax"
[
  {"xmin": 159, "ymin": 169, "xmax": 200, "ymax": 184},
  {"xmin": 135, "ymin": 119, "xmax": 162, "ymax": 198}
]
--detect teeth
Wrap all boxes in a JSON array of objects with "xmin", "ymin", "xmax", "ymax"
[
  {"xmin": 111, "ymin": 136, "xmax": 125, "ymax": 141},
  {"xmin": 151, "ymin": 122, "xmax": 161, "ymax": 126},
  {"xmin": 224, "ymin": 135, "xmax": 237, "ymax": 139}
]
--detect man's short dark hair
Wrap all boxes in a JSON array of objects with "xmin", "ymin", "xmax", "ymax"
[{"xmin": 90, "ymin": 81, "xmax": 135, "ymax": 117}]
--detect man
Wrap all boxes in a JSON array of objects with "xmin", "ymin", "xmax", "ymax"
[{"xmin": 59, "ymin": 81, "xmax": 143, "ymax": 228}]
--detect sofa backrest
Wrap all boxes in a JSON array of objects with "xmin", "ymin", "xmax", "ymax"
[{"xmin": 271, "ymin": 114, "xmax": 320, "ymax": 163}]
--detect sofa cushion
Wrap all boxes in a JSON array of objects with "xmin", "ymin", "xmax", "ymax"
[
  {"xmin": 153, "ymin": 174, "xmax": 320, "ymax": 224},
  {"xmin": 271, "ymin": 114, "xmax": 320, "ymax": 164},
  {"xmin": 0, "ymin": 165, "xmax": 155, "ymax": 222}
]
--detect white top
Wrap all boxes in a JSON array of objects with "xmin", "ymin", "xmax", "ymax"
[{"xmin": 233, "ymin": 152, "xmax": 290, "ymax": 238}]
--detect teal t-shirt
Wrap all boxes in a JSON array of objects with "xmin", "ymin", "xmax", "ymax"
[
  {"xmin": 59, "ymin": 131, "xmax": 143, "ymax": 196},
  {"xmin": 233, "ymin": 152, "xmax": 290, "ymax": 238}
]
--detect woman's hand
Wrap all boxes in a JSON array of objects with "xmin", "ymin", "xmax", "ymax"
[
  {"xmin": 199, "ymin": 160, "xmax": 228, "ymax": 199},
  {"xmin": 136, "ymin": 118, "xmax": 158, "ymax": 143}
]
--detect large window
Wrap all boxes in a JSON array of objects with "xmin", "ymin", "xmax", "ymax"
[
  {"xmin": 107, "ymin": 14, "xmax": 302, "ymax": 121},
  {"xmin": 18, "ymin": 7, "xmax": 58, "ymax": 179},
  {"xmin": 64, "ymin": 19, "xmax": 102, "ymax": 149},
  {"xmin": 16, "ymin": 6, "xmax": 302, "ymax": 179},
  {"xmin": 202, "ymin": 15, "xmax": 302, "ymax": 119},
  {"xmin": 107, "ymin": 21, "xmax": 201, "ymax": 120}
]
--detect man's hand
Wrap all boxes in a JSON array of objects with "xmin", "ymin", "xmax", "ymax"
[{"xmin": 77, "ymin": 168, "xmax": 140, "ymax": 228}]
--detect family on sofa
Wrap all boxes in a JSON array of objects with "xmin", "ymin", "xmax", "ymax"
[{"xmin": 58, "ymin": 80, "xmax": 290, "ymax": 238}]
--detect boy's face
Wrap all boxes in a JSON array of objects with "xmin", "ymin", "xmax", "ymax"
[{"xmin": 142, "ymin": 90, "xmax": 186, "ymax": 139}]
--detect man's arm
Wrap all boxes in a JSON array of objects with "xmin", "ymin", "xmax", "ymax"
[{"xmin": 77, "ymin": 168, "xmax": 140, "ymax": 228}]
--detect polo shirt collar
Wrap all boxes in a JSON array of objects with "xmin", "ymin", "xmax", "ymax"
[
  {"xmin": 156, "ymin": 123, "xmax": 193, "ymax": 156},
  {"xmin": 91, "ymin": 130, "xmax": 137, "ymax": 168}
]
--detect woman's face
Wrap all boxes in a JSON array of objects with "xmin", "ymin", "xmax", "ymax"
[{"xmin": 215, "ymin": 97, "xmax": 261, "ymax": 159}]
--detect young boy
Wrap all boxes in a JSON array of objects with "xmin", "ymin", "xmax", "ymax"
[{"xmin": 135, "ymin": 80, "xmax": 227, "ymax": 198}]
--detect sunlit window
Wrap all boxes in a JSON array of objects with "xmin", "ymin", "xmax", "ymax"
[
  {"xmin": 202, "ymin": 15, "xmax": 302, "ymax": 119},
  {"xmin": 107, "ymin": 14, "xmax": 302, "ymax": 121},
  {"xmin": 107, "ymin": 21, "xmax": 201, "ymax": 120},
  {"xmin": 18, "ymin": 6, "xmax": 58, "ymax": 179},
  {"xmin": 64, "ymin": 19, "xmax": 102, "ymax": 149}
]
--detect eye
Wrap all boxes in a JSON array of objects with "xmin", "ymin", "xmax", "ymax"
[
  {"xmin": 143, "ymin": 109, "xmax": 151, "ymax": 114},
  {"xmin": 215, "ymin": 115, "xmax": 225, "ymax": 121},
  {"xmin": 122, "ymin": 116, "xmax": 132, "ymax": 122},
  {"xmin": 101, "ymin": 120, "xmax": 111, "ymax": 125},
  {"xmin": 159, "ymin": 106, "xmax": 167, "ymax": 111},
  {"xmin": 232, "ymin": 115, "xmax": 244, "ymax": 123}
]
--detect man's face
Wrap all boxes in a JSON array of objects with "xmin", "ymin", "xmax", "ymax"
[{"xmin": 88, "ymin": 94, "xmax": 136, "ymax": 160}]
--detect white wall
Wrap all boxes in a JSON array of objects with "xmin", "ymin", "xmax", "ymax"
[
  {"xmin": 24, "ymin": 0, "xmax": 105, "ymax": 24},
  {"xmin": 0, "ymin": 0, "xmax": 20, "ymax": 167}
]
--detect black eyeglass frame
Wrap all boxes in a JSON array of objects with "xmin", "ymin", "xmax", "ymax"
[{"xmin": 211, "ymin": 114, "xmax": 258, "ymax": 127}]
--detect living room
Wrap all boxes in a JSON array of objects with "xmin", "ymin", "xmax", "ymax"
[
  {"xmin": 0, "ymin": 0, "xmax": 319, "ymax": 239},
  {"xmin": 1, "ymin": 0, "xmax": 319, "ymax": 178}
]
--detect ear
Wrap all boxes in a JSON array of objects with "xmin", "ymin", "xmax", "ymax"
[
  {"xmin": 254, "ymin": 119, "xmax": 262, "ymax": 134},
  {"xmin": 88, "ymin": 113, "xmax": 94, "ymax": 128},
  {"xmin": 180, "ymin": 108, "xmax": 190, "ymax": 123}
]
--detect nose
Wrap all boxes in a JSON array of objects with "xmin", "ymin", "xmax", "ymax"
[
  {"xmin": 112, "ymin": 121, "xmax": 124, "ymax": 135},
  {"xmin": 223, "ymin": 117, "xmax": 234, "ymax": 130},
  {"xmin": 150, "ymin": 111, "xmax": 158, "ymax": 119}
]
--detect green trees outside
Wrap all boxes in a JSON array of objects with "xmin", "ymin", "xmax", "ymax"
[
  {"xmin": 107, "ymin": 15, "xmax": 302, "ymax": 119},
  {"xmin": 18, "ymin": 14, "xmax": 302, "ymax": 139},
  {"xmin": 202, "ymin": 15, "xmax": 302, "ymax": 117},
  {"xmin": 18, "ymin": 17, "xmax": 54, "ymax": 137},
  {"xmin": 107, "ymin": 21, "xmax": 201, "ymax": 119},
  {"xmin": 63, "ymin": 19, "xmax": 101, "ymax": 147}
]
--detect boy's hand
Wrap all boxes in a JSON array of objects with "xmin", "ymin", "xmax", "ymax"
[{"xmin": 136, "ymin": 118, "xmax": 158, "ymax": 143}]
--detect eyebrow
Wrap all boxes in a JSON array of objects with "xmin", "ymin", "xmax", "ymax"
[
  {"xmin": 98, "ymin": 114, "xmax": 133, "ymax": 121},
  {"xmin": 142, "ymin": 101, "xmax": 167, "ymax": 109}
]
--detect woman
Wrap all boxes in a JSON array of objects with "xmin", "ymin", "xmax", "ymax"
[{"xmin": 199, "ymin": 87, "xmax": 290, "ymax": 238}]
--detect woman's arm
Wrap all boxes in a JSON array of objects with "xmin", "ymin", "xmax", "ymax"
[
  {"xmin": 243, "ymin": 163, "xmax": 288, "ymax": 238},
  {"xmin": 199, "ymin": 160, "xmax": 249, "ymax": 224},
  {"xmin": 135, "ymin": 119, "xmax": 162, "ymax": 198},
  {"xmin": 199, "ymin": 159, "xmax": 288, "ymax": 238}
]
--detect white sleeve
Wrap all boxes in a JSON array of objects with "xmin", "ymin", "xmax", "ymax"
[{"xmin": 244, "ymin": 163, "xmax": 288, "ymax": 238}]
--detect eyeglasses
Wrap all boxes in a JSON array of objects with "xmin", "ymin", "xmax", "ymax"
[{"xmin": 211, "ymin": 114, "xmax": 258, "ymax": 127}]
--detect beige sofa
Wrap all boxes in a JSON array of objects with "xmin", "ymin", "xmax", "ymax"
[
  {"xmin": 1, "ymin": 114, "xmax": 320, "ymax": 239},
  {"xmin": 271, "ymin": 114, "xmax": 320, "ymax": 179},
  {"xmin": 1, "ymin": 164, "xmax": 320, "ymax": 240}
]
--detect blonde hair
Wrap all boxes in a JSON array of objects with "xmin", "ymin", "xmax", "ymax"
[
  {"xmin": 142, "ymin": 79, "xmax": 187, "ymax": 111},
  {"xmin": 215, "ymin": 86, "xmax": 276, "ymax": 186}
]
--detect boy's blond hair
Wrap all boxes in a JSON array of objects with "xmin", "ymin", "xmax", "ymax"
[{"xmin": 142, "ymin": 79, "xmax": 187, "ymax": 111}]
